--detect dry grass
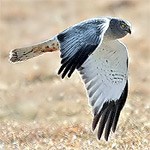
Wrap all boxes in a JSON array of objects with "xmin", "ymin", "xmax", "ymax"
[{"xmin": 0, "ymin": 0, "xmax": 150, "ymax": 149}]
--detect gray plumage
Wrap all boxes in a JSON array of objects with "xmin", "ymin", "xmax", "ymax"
[
  {"xmin": 9, "ymin": 17, "xmax": 131, "ymax": 141},
  {"xmin": 57, "ymin": 17, "xmax": 131, "ymax": 78}
]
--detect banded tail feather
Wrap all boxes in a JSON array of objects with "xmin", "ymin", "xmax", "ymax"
[{"xmin": 9, "ymin": 37, "xmax": 60, "ymax": 63}]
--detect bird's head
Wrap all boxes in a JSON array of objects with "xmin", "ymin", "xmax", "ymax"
[{"xmin": 109, "ymin": 18, "xmax": 131, "ymax": 39}]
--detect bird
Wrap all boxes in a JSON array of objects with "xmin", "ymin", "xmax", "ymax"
[{"xmin": 9, "ymin": 17, "xmax": 131, "ymax": 141}]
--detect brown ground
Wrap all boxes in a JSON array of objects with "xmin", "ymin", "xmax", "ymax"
[{"xmin": 0, "ymin": 0, "xmax": 150, "ymax": 149}]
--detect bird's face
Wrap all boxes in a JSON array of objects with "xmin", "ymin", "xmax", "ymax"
[
  {"xmin": 119, "ymin": 20, "xmax": 131, "ymax": 35},
  {"xmin": 109, "ymin": 18, "xmax": 131, "ymax": 39}
]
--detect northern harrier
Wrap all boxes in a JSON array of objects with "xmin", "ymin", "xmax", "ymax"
[{"xmin": 9, "ymin": 17, "xmax": 131, "ymax": 141}]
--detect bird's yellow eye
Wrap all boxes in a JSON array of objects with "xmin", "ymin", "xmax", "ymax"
[{"xmin": 121, "ymin": 23, "xmax": 126, "ymax": 29}]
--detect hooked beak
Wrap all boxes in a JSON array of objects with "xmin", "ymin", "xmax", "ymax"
[{"xmin": 127, "ymin": 28, "xmax": 131, "ymax": 34}]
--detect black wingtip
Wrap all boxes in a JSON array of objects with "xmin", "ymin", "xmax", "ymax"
[
  {"xmin": 104, "ymin": 108, "xmax": 115, "ymax": 141},
  {"xmin": 92, "ymin": 102, "xmax": 109, "ymax": 132},
  {"xmin": 61, "ymin": 75, "xmax": 65, "ymax": 79},
  {"xmin": 92, "ymin": 113, "xmax": 101, "ymax": 131},
  {"xmin": 67, "ymin": 68, "xmax": 75, "ymax": 78},
  {"xmin": 112, "ymin": 82, "xmax": 128, "ymax": 133},
  {"xmin": 58, "ymin": 66, "xmax": 63, "ymax": 75},
  {"xmin": 92, "ymin": 82, "xmax": 128, "ymax": 141},
  {"xmin": 61, "ymin": 73, "xmax": 66, "ymax": 79},
  {"xmin": 58, "ymin": 64, "xmax": 68, "ymax": 79},
  {"xmin": 112, "ymin": 109, "xmax": 120, "ymax": 133},
  {"xmin": 97, "ymin": 107, "xmax": 110, "ymax": 140},
  {"xmin": 105, "ymin": 137, "xmax": 109, "ymax": 141},
  {"xmin": 67, "ymin": 73, "xmax": 72, "ymax": 78}
]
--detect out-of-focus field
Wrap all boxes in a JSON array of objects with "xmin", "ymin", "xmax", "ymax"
[{"xmin": 0, "ymin": 0, "xmax": 150, "ymax": 149}]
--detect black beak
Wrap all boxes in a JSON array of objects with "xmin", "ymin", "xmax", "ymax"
[{"xmin": 127, "ymin": 28, "xmax": 131, "ymax": 34}]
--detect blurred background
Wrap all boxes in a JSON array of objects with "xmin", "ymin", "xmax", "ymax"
[{"xmin": 0, "ymin": 0, "xmax": 150, "ymax": 149}]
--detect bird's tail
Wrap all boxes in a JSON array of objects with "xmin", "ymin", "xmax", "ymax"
[{"xmin": 9, "ymin": 36, "xmax": 60, "ymax": 63}]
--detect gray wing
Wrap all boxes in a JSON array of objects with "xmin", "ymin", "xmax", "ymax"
[
  {"xmin": 57, "ymin": 18, "xmax": 109, "ymax": 78},
  {"xmin": 79, "ymin": 40, "xmax": 128, "ymax": 140}
]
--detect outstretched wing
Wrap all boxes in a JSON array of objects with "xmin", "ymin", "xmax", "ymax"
[
  {"xmin": 79, "ymin": 40, "xmax": 128, "ymax": 141},
  {"xmin": 57, "ymin": 18, "xmax": 109, "ymax": 78}
]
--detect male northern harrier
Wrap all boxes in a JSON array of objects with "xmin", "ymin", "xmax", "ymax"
[{"xmin": 9, "ymin": 17, "xmax": 131, "ymax": 141}]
